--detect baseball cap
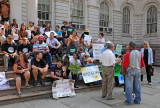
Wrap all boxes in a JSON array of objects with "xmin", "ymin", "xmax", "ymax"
[{"xmin": 39, "ymin": 35, "xmax": 45, "ymax": 41}]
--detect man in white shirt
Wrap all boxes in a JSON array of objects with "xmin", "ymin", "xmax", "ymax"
[{"xmin": 100, "ymin": 43, "xmax": 120, "ymax": 100}]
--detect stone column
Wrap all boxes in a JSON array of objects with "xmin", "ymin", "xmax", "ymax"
[
  {"xmin": 27, "ymin": 0, "xmax": 38, "ymax": 26},
  {"xmin": 10, "ymin": 0, "xmax": 22, "ymax": 24}
]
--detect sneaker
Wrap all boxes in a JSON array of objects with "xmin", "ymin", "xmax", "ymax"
[
  {"xmin": 25, "ymin": 83, "xmax": 30, "ymax": 88},
  {"xmin": 101, "ymin": 96, "xmax": 106, "ymax": 98},
  {"xmin": 148, "ymin": 82, "xmax": 152, "ymax": 85},
  {"xmin": 33, "ymin": 80, "xmax": 38, "ymax": 86},
  {"xmin": 4, "ymin": 68, "xmax": 8, "ymax": 72},
  {"xmin": 40, "ymin": 79, "xmax": 45, "ymax": 86},
  {"xmin": 134, "ymin": 100, "xmax": 140, "ymax": 104},
  {"xmin": 123, "ymin": 92, "xmax": 125, "ymax": 95},
  {"xmin": 17, "ymin": 92, "xmax": 22, "ymax": 97},
  {"xmin": 124, "ymin": 100, "xmax": 132, "ymax": 105}
]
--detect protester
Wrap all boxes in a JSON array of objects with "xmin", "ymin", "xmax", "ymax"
[
  {"xmin": 40, "ymin": 24, "xmax": 46, "ymax": 35},
  {"xmin": 31, "ymin": 26, "xmax": 40, "ymax": 44},
  {"xmin": 67, "ymin": 31, "xmax": 79, "ymax": 46},
  {"xmin": 66, "ymin": 21, "xmax": 74, "ymax": 38},
  {"xmin": 54, "ymin": 25, "xmax": 66, "ymax": 46},
  {"xmin": 100, "ymin": 43, "xmax": 120, "ymax": 100},
  {"xmin": 46, "ymin": 32, "xmax": 61, "ymax": 60},
  {"xmin": 18, "ymin": 38, "xmax": 32, "ymax": 58},
  {"xmin": 61, "ymin": 21, "xmax": 68, "ymax": 39},
  {"xmin": 31, "ymin": 52, "xmax": 48, "ymax": 86},
  {"xmin": 13, "ymin": 53, "xmax": 30, "ymax": 96},
  {"xmin": 1, "ymin": 35, "xmax": 18, "ymax": 72},
  {"xmin": 18, "ymin": 23, "xmax": 28, "ymax": 44},
  {"xmin": 78, "ymin": 37, "xmax": 90, "ymax": 66},
  {"xmin": 101, "ymin": 40, "xmax": 112, "ymax": 53},
  {"xmin": 44, "ymin": 23, "xmax": 51, "ymax": 32},
  {"xmin": 96, "ymin": 33, "xmax": 105, "ymax": 44},
  {"xmin": 0, "ymin": 0, "xmax": 10, "ymax": 23},
  {"xmin": 122, "ymin": 41, "xmax": 145, "ymax": 104},
  {"xmin": 70, "ymin": 53, "xmax": 81, "ymax": 88},
  {"xmin": 63, "ymin": 56, "xmax": 70, "ymax": 78},
  {"xmin": 67, "ymin": 40, "xmax": 78, "ymax": 56},
  {"xmin": 10, "ymin": 19, "xmax": 19, "ymax": 33},
  {"xmin": 33, "ymin": 35, "xmax": 52, "ymax": 68},
  {"xmin": 51, "ymin": 60, "xmax": 66, "ymax": 83},
  {"xmin": 4, "ymin": 21, "xmax": 13, "ymax": 37},
  {"xmin": 27, "ymin": 21, "xmax": 34, "ymax": 31},
  {"xmin": 141, "ymin": 41, "xmax": 153, "ymax": 85}
]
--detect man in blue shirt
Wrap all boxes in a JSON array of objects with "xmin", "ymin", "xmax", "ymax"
[{"xmin": 54, "ymin": 25, "xmax": 66, "ymax": 46}]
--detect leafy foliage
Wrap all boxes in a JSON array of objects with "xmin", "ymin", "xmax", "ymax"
[{"xmin": 68, "ymin": 63, "xmax": 80, "ymax": 75}]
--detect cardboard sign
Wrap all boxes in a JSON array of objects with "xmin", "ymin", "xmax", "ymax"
[
  {"xmin": 84, "ymin": 35, "xmax": 92, "ymax": 45},
  {"xmin": 81, "ymin": 65, "xmax": 102, "ymax": 83},
  {"xmin": 114, "ymin": 64, "xmax": 121, "ymax": 76},
  {"xmin": 93, "ymin": 44, "xmax": 104, "ymax": 60},
  {"xmin": 0, "ymin": 72, "xmax": 10, "ymax": 90},
  {"xmin": 52, "ymin": 79, "xmax": 76, "ymax": 99},
  {"xmin": 115, "ymin": 44, "xmax": 122, "ymax": 55},
  {"xmin": 45, "ymin": 31, "xmax": 58, "ymax": 37}
]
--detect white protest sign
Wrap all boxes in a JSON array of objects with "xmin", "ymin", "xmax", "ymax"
[
  {"xmin": 93, "ymin": 44, "xmax": 104, "ymax": 60},
  {"xmin": 84, "ymin": 35, "xmax": 92, "ymax": 45},
  {"xmin": 115, "ymin": 44, "xmax": 122, "ymax": 55},
  {"xmin": 81, "ymin": 65, "xmax": 102, "ymax": 83},
  {"xmin": 26, "ymin": 30, "xmax": 31, "ymax": 39},
  {"xmin": 45, "ymin": 31, "xmax": 58, "ymax": 37},
  {"xmin": 52, "ymin": 79, "xmax": 76, "ymax": 99},
  {"xmin": 0, "ymin": 72, "xmax": 10, "ymax": 90}
]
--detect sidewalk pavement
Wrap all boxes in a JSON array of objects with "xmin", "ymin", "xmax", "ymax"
[{"xmin": 1, "ymin": 66, "xmax": 160, "ymax": 108}]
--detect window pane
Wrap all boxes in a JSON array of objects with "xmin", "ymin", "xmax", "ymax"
[
  {"xmin": 46, "ymin": 13, "xmax": 49, "ymax": 20},
  {"xmin": 38, "ymin": 4, "xmax": 41, "ymax": 10},
  {"xmin": 42, "ymin": 12, "xmax": 45, "ymax": 20},
  {"xmin": 122, "ymin": 7, "xmax": 130, "ymax": 34},
  {"xmin": 38, "ymin": 11, "xmax": 41, "ymax": 19}
]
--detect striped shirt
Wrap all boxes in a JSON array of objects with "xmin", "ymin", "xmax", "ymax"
[{"xmin": 33, "ymin": 42, "xmax": 49, "ymax": 52}]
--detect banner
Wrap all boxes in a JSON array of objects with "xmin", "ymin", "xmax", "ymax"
[
  {"xmin": 45, "ymin": 31, "xmax": 58, "ymax": 37},
  {"xmin": 93, "ymin": 44, "xmax": 104, "ymax": 60},
  {"xmin": 52, "ymin": 79, "xmax": 76, "ymax": 99},
  {"xmin": 81, "ymin": 65, "xmax": 102, "ymax": 83},
  {"xmin": 0, "ymin": 72, "xmax": 10, "ymax": 90},
  {"xmin": 115, "ymin": 44, "xmax": 122, "ymax": 55}
]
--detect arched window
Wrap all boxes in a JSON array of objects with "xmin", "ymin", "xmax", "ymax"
[
  {"xmin": 122, "ymin": 7, "xmax": 130, "ymax": 34},
  {"xmin": 147, "ymin": 6, "xmax": 157, "ymax": 34},
  {"xmin": 38, "ymin": 0, "xmax": 51, "ymax": 25},
  {"xmin": 99, "ymin": 2, "xmax": 109, "ymax": 28},
  {"xmin": 70, "ymin": 0, "xmax": 83, "ymax": 24}
]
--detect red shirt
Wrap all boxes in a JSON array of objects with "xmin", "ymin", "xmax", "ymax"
[{"xmin": 122, "ymin": 52, "xmax": 145, "ymax": 69}]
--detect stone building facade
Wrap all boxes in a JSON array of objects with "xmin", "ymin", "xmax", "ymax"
[{"xmin": 8, "ymin": 0, "xmax": 160, "ymax": 65}]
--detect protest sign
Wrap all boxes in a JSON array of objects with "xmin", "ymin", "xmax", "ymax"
[
  {"xmin": 52, "ymin": 79, "xmax": 76, "ymax": 99},
  {"xmin": 81, "ymin": 65, "xmax": 102, "ymax": 83},
  {"xmin": 26, "ymin": 30, "xmax": 31, "ymax": 39},
  {"xmin": 114, "ymin": 64, "xmax": 121, "ymax": 76},
  {"xmin": 45, "ymin": 31, "xmax": 58, "ymax": 37},
  {"xmin": 93, "ymin": 44, "xmax": 104, "ymax": 60},
  {"xmin": 84, "ymin": 35, "xmax": 92, "ymax": 45},
  {"xmin": 0, "ymin": 72, "xmax": 10, "ymax": 90},
  {"xmin": 115, "ymin": 44, "xmax": 122, "ymax": 55}
]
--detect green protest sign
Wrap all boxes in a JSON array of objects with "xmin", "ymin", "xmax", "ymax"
[{"xmin": 115, "ymin": 44, "xmax": 122, "ymax": 55}]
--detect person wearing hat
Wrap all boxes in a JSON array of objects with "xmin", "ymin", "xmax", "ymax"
[
  {"xmin": 33, "ymin": 35, "xmax": 52, "ymax": 68},
  {"xmin": 1, "ymin": 35, "xmax": 18, "ymax": 72},
  {"xmin": 18, "ymin": 37, "xmax": 32, "ymax": 58},
  {"xmin": 122, "ymin": 41, "xmax": 145, "ymax": 104},
  {"xmin": 66, "ymin": 21, "xmax": 74, "ymax": 38},
  {"xmin": 101, "ymin": 40, "xmax": 112, "ymax": 53},
  {"xmin": 61, "ymin": 21, "xmax": 68, "ymax": 39}
]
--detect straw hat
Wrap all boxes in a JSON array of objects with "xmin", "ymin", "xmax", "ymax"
[{"xmin": 84, "ymin": 29, "xmax": 90, "ymax": 33}]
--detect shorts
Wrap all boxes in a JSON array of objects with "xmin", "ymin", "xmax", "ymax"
[{"xmin": 14, "ymin": 73, "xmax": 25, "ymax": 80}]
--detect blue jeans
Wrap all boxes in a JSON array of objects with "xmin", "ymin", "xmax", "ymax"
[{"xmin": 125, "ymin": 69, "xmax": 141, "ymax": 104}]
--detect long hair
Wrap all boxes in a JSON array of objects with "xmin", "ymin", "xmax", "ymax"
[
  {"xmin": 17, "ymin": 53, "xmax": 29, "ymax": 63},
  {"xmin": 34, "ymin": 26, "xmax": 40, "ymax": 34},
  {"xmin": 20, "ymin": 23, "xmax": 26, "ymax": 31}
]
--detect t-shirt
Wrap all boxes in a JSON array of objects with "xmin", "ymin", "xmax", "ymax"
[
  {"xmin": 96, "ymin": 38, "xmax": 105, "ymax": 44},
  {"xmin": 33, "ymin": 42, "xmax": 49, "ymax": 52},
  {"xmin": 31, "ymin": 31, "xmax": 40, "ymax": 39},
  {"xmin": 51, "ymin": 64, "xmax": 64, "ymax": 77},
  {"xmin": 67, "ymin": 45, "xmax": 78, "ymax": 54},
  {"xmin": 31, "ymin": 58, "xmax": 46, "ymax": 68},
  {"xmin": 67, "ymin": 26, "xmax": 74, "ymax": 37},
  {"xmin": 61, "ymin": 26, "xmax": 67, "ymax": 36},
  {"xmin": 18, "ymin": 44, "xmax": 32, "ymax": 53},
  {"xmin": 54, "ymin": 30, "xmax": 62, "ymax": 37},
  {"xmin": 46, "ymin": 38, "xmax": 60, "ymax": 47},
  {"xmin": 1, "ymin": 41, "xmax": 17, "ymax": 54},
  {"xmin": 4, "ymin": 28, "xmax": 12, "ymax": 37}
]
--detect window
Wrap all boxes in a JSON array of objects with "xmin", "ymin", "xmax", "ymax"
[
  {"xmin": 99, "ymin": 2, "xmax": 109, "ymax": 28},
  {"xmin": 70, "ymin": 0, "xmax": 83, "ymax": 24},
  {"xmin": 147, "ymin": 6, "xmax": 157, "ymax": 34},
  {"xmin": 38, "ymin": 0, "xmax": 51, "ymax": 25},
  {"xmin": 122, "ymin": 7, "xmax": 130, "ymax": 34}
]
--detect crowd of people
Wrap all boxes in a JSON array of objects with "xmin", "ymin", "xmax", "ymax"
[{"xmin": 0, "ymin": 0, "xmax": 154, "ymax": 105}]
